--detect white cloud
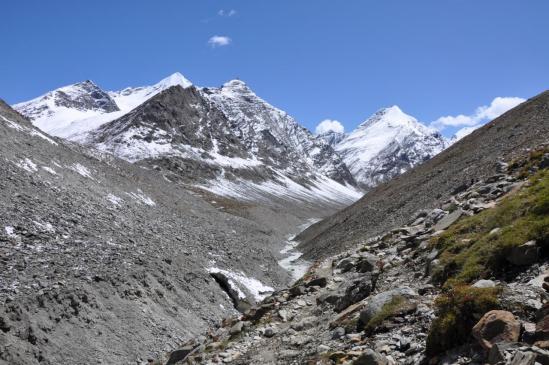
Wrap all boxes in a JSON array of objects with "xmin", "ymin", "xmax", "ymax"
[
  {"xmin": 208, "ymin": 35, "xmax": 232, "ymax": 48},
  {"xmin": 315, "ymin": 119, "xmax": 345, "ymax": 135},
  {"xmin": 432, "ymin": 96, "xmax": 525, "ymax": 130},
  {"xmin": 218, "ymin": 9, "xmax": 237, "ymax": 17},
  {"xmin": 453, "ymin": 125, "xmax": 482, "ymax": 141}
]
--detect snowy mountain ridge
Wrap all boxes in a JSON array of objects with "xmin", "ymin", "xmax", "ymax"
[
  {"xmin": 333, "ymin": 105, "xmax": 449, "ymax": 189},
  {"xmin": 14, "ymin": 72, "xmax": 193, "ymax": 141},
  {"xmin": 14, "ymin": 72, "xmax": 448, "ymax": 203}
]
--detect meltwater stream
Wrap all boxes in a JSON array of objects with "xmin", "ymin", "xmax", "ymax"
[{"xmin": 278, "ymin": 218, "xmax": 321, "ymax": 282}]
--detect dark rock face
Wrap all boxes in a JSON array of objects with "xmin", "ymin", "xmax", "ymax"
[
  {"xmin": 203, "ymin": 80, "xmax": 356, "ymax": 186},
  {"xmin": 17, "ymin": 80, "xmax": 119, "ymax": 120},
  {"xmin": 298, "ymin": 91, "xmax": 549, "ymax": 260},
  {"xmin": 83, "ymin": 84, "xmax": 359, "ymax": 204},
  {"xmin": 54, "ymin": 80, "xmax": 120, "ymax": 112}
]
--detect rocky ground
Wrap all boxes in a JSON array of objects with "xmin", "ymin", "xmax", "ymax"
[
  {"xmin": 162, "ymin": 148, "xmax": 549, "ymax": 365},
  {"xmin": 0, "ymin": 100, "xmax": 345, "ymax": 365}
]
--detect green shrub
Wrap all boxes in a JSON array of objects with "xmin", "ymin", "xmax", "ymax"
[
  {"xmin": 426, "ymin": 285, "xmax": 500, "ymax": 356},
  {"xmin": 431, "ymin": 169, "xmax": 549, "ymax": 286}
]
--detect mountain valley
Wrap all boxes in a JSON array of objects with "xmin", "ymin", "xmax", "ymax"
[{"xmin": 1, "ymin": 73, "xmax": 548, "ymax": 365}]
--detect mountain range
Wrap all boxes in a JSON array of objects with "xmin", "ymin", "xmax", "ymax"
[
  {"xmin": 2, "ymin": 70, "xmax": 548, "ymax": 365},
  {"xmin": 14, "ymin": 72, "xmax": 449, "ymax": 197}
]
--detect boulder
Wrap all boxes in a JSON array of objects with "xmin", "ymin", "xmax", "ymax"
[
  {"xmin": 356, "ymin": 254, "xmax": 379, "ymax": 273},
  {"xmin": 358, "ymin": 287, "xmax": 417, "ymax": 326},
  {"xmin": 331, "ymin": 327, "xmax": 346, "ymax": 339},
  {"xmin": 242, "ymin": 302, "xmax": 275, "ymax": 322},
  {"xmin": 336, "ymin": 257, "xmax": 356, "ymax": 273},
  {"xmin": 507, "ymin": 241, "xmax": 539, "ymax": 266},
  {"xmin": 472, "ymin": 310, "xmax": 520, "ymax": 350},
  {"xmin": 166, "ymin": 345, "xmax": 199, "ymax": 365},
  {"xmin": 264, "ymin": 327, "xmax": 277, "ymax": 338},
  {"xmin": 432, "ymin": 209, "xmax": 463, "ymax": 231},
  {"xmin": 472, "ymin": 279, "xmax": 497, "ymax": 288},
  {"xmin": 305, "ymin": 277, "xmax": 327, "ymax": 288},
  {"xmin": 229, "ymin": 321, "xmax": 244, "ymax": 336},
  {"xmin": 289, "ymin": 285, "xmax": 306, "ymax": 297},
  {"xmin": 353, "ymin": 349, "xmax": 389, "ymax": 365},
  {"xmin": 335, "ymin": 274, "xmax": 375, "ymax": 312}
]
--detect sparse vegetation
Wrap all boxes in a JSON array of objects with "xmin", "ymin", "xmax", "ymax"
[
  {"xmin": 364, "ymin": 295, "xmax": 408, "ymax": 332},
  {"xmin": 431, "ymin": 168, "xmax": 549, "ymax": 286},
  {"xmin": 426, "ymin": 285, "xmax": 501, "ymax": 355}
]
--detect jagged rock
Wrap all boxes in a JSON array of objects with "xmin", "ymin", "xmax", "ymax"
[
  {"xmin": 305, "ymin": 277, "xmax": 328, "ymax": 288},
  {"xmin": 488, "ymin": 342, "xmax": 520, "ymax": 364},
  {"xmin": 509, "ymin": 351, "xmax": 536, "ymax": 365},
  {"xmin": 356, "ymin": 254, "xmax": 379, "ymax": 273},
  {"xmin": 229, "ymin": 321, "xmax": 244, "ymax": 336},
  {"xmin": 335, "ymin": 274, "xmax": 375, "ymax": 312},
  {"xmin": 507, "ymin": 241, "xmax": 539, "ymax": 266},
  {"xmin": 353, "ymin": 349, "xmax": 389, "ymax": 365},
  {"xmin": 243, "ymin": 303, "xmax": 275, "ymax": 322},
  {"xmin": 166, "ymin": 345, "xmax": 199, "ymax": 365},
  {"xmin": 336, "ymin": 257, "xmax": 356, "ymax": 273},
  {"xmin": 358, "ymin": 287, "xmax": 417, "ymax": 327},
  {"xmin": 433, "ymin": 209, "xmax": 463, "ymax": 231},
  {"xmin": 289, "ymin": 285, "xmax": 307, "ymax": 297},
  {"xmin": 330, "ymin": 301, "xmax": 367, "ymax": 329},
  {"xmin": 317, "ymin": 292, "xmax": 341, "ymax": 306},
  {"xmin": 472, "ymin": 310, "xmax": 521, "ymax": 350}
]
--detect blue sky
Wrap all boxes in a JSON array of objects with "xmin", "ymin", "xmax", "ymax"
[{"xmin": 1, "ymin": 1, "xmax": 548, "ymax": 137}]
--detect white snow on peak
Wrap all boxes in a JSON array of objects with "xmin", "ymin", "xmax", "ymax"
[
  {"xmin": 335, "ymin": 106, "xmax": 447, "ymax": 187},
  {"xmin": 337, "ymin": 106, "xmax": 428, "ymax": 164},
  {"xmin": 157, "ymin": 72, "xmax": 193, "ymax": 89},
  {"xmin": 108, "ymin": 72, "xmax": 193, "ymax": 111},
  {"xmin": 14, "ymin": 72, "xmax": 193, "ymax": 141}
]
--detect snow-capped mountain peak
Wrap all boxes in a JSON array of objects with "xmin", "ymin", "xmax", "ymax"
[
  {"xmin": 155, "ymin": 72, "xmax": 193, "ymax": 90},
  {"xmin": 108, "ymin": 72, "xmax": 193, "ymax": 111},
  {"xmin": 14, "ymin": 72, "xmax": 194, "ymax": 140},
  {"xmin": 335, "ymin": 106, "xmax": 448, "ymax": 189},
  {"xmin": 359, "ymin": 105, "xmax": 418, "ymax": 129}
]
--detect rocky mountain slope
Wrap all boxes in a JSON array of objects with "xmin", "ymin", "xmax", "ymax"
[
  {"xmin": 297, "ymin": 92, "xmax": 548, "ymax": 260},
  {"xmin": 15, "ymin": 74, "xmax": 361, "ymax": 209},
  {"xmin": 0, "ymin": 100, "xmax": 305, "ymax": 365},
  {"xmin": 332, "ymin": 106, "xmax": 448, "ymax": 189},
  {"xmin": 169, "ymin": 138, "xmax": 549, "ymax": 365}
]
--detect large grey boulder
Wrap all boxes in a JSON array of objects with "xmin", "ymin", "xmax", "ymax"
[
  {"xmin": 507, "ymin": 241, "xmax": 539, "ymax": 266},
  {"xmin": 335, "ymin": 273, "xmax": 376, "ymax": 312},
  {"xmin": 358, "ymin": 287, "xmax": 417, "ymax": 326},
  {"xmin": 433, "ymin": 209, "xmax": 463, "ymax": 231}
]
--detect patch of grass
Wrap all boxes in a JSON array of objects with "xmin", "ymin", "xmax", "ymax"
[
  {"xmin": 426, "ymin": 285, "xmax": 501, "ymax": 356},
  {"xmin": 364, "ymin": 295, "xmax": 408, "ymax": 332},
  {"xmin": 509, "ymin": 146, "xmax": 549, "ymax": 179},
  {"xmin": 430, "ymin": 168, "xmax": 549, "ymax": 286}
]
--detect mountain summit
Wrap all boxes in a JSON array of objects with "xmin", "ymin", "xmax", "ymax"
[{"xmin": 334, "ymin": 106, "xmax": 448, "ymax": 188}]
